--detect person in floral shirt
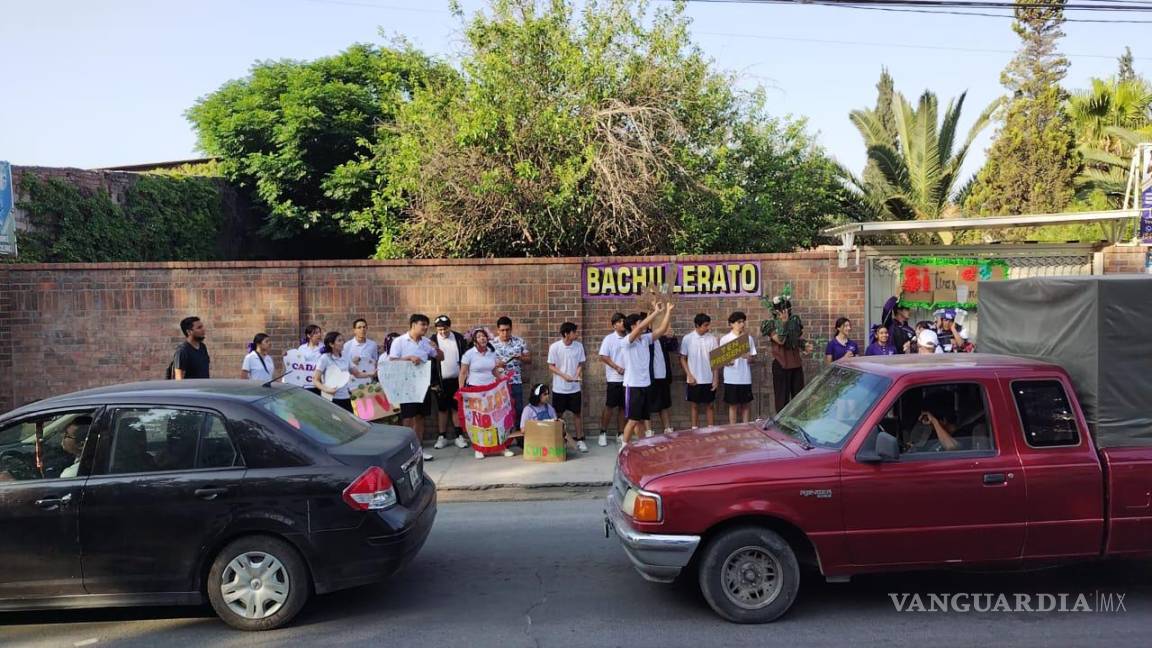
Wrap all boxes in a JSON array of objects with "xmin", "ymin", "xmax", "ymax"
[{"xmin": 492, "ymin": 316, "xmax": 531, "ymax": 430}]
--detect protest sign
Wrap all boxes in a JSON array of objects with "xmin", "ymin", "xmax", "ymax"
[
  {"xmin": 455, "ymin": 379, "xmax": 517, "ymax": 455},
  {"xmin": 350, "ymin": 383, "xmax": 397, "ymax": 421},
  {"xmin": 709, "ymin": 334, "xmax": 750, "ymax": 369},
  {"xmin": 899, "ymin": 257, "xmax": 1009, "ymax": 309},
  {"xmin": 281, "ymin": 349, "xmax": 317, "ymax": 387},
  {"xmin": 377, "ymin": 360, "xmax": 433, "ymax": 406},
  {"xmin": 523, "ymin": 420, "xmax": 566, "ymax": 463}
]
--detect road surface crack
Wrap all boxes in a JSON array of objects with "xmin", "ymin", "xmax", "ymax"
[{"xmin": 523, "ymin": 569, "xmax": 547, "ymax": 648}]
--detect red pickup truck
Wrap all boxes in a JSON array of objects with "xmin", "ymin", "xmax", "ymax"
[{"xmin": 605, "ymin": 354, "xmax": 1152, "ymax": 623}]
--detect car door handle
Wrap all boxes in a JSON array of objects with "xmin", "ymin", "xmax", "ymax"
[
  {"xmin": 194, "ymin": 486, "xmax": 231, "ymax": 500},
  {"xmin": 35, "ymin": 493, "xmax": 73, "ymax": 510},
  {"xmin": 983, "ymin": 473, "xmax": 1007, "ymax": 485}
]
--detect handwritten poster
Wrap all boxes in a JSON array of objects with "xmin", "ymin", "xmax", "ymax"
[
  {"xmin": 281, "ymin": 349, "xmax": 317, "ymax": 387},
  {"xmin": 455, "ymin": 379, "xmax": 517, "ymax": 455},
  {"xmin": 899, "ymin": 257, "xmax": 1008, "ymax": 309},
  {"xmin": 709, "ymin": 334, "xmax": 750, "ymax": 369},
  {"xmin": 377, "ymin": 360, "xmax": 432, "ymax": 405}
]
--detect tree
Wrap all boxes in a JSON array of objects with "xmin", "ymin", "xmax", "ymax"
[
  {"xmin": 1118, "ymin": 47, "xmax": 1137, "ymax": 84},
  {"xmin": 860, "ymin": 69, "xmax": 898, "ymax": 191},
  {"xmin": 1069, "ymin": 75, "xmax": 1152, "ymax": 206},
  {"xmin": 353, "ymin": 0, "xmax": 847, "ymax": 258},
  {"xmin": 186, "ymin": 43, "xmax": 453, "ymax": 256},
  {"xmin": 964, "ymin": 0, "xmax": 1080, "ymax": 216},
  {"xmin": 848, "ymin": 81, "xmax": 998, "ymax": 224}
]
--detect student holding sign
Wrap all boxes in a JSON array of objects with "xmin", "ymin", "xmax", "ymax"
[
  {"xmin": 314, "ymin": 332, "xmax": 354, "ymax": 411},
  {"xmin": 721, "ymin": 312, "xmax": 757, "ymax": 425},
  {"xmin": 298, "ymin": 324, "xmax": 324, "ymax": 395},
  {"xmin": 389, "ymin": 314, "xmax": 444, "ymax": 453}
]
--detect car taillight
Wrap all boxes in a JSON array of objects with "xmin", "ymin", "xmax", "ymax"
[{"xmin": 342, "ymin": 466, "xmax": 397, "ymax": 511}]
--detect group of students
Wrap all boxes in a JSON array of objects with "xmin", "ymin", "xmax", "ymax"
[{"xmin": 820, "ymin": 299, "xmax": 976, "ymax": 365}]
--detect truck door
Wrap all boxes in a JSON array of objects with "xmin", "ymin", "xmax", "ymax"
[{"xmin": 841, "ymin": 380, "xmax": 1027, "ymax": 567}]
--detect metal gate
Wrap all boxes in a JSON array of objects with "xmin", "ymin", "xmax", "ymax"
[{"xmin": 864, "ymin": 244, "xmax": 1098, "ymax": 340}]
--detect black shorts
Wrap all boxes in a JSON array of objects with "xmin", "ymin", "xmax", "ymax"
[
  {"xmin": 605, "ymin": 382, "xmax": 625, "ymax": 408},
  {"xmin": 686, "ymin": 383, "xmax": 716, "ymax": 405},
  {"xmin": 649, "ymin": 378, "xmax": 671, "ymax": 413},
  {"xmin": 436, "ymin": 378, "xmax": 460, "ymax": 412},
  {"xmin": 400, "ymin": 398, "xmax": 430, "ymax": 419},
  {"xmin": 625, "ymin": 386, "xmax": 651, "ymax": 421},
  {"xmin": 723, "ymin": 383, "xmax": 754, "ymax": 405},
  {"xmin": 553, "ymin": 391, "xmax": 582, "ymax": 416}
]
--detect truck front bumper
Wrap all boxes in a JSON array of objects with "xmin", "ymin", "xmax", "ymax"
[{"xmin": 604, "ymin": 488, "xmax": 701, "ymax": 583}]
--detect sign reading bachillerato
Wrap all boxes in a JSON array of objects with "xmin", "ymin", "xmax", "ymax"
[{"xmin": 583, "ymin": 261, "xmax": 761, "ymax": 298}]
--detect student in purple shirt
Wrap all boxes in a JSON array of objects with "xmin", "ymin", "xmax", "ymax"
[
  {"xmin": 824, "ymin": 317, "xmax": 859, "ymax": 363},
  {"xmin": 864, "ymin": 325, "xmax": 897, "ymax": 356}
]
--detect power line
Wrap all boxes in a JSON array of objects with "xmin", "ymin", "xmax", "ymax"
[{"xmin": 675, "ymin": 0, "xmax": 1152, "ymax": 23}]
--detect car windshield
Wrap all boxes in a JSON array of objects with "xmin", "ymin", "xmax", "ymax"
[
  {"xmin": 257, "ymin": 389, "xmax": 369, "ymax": 446},
  {"xmin": 773, "ymin": 365, "xmax": 890, "ymax": 448}
]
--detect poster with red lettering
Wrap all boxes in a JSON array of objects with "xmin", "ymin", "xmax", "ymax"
[{"xmin": 455, "ymin": 377, "xmax": 518, "ymax": 455}]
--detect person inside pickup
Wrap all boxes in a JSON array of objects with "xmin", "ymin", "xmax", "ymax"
[{"xmin": 891, "ymin": 385, "xmax": 994, "ymax": 454}]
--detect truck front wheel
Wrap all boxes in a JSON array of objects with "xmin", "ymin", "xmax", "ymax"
[{"xmin": 698, "ymin": 526, "xmax": 800, "ymax": 623}]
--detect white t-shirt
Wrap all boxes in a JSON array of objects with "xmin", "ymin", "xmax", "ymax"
[
  {"xmin": 437, "ymin": 332, "xmax": 461, "ymax": 379},
  {"xmin": 297, "ymin": 342, "xmax": 323, "ymax": 366},
  {"xmin": 680, "ymin": 331, "xmax": 719, "ymax": 385},
  {"xmin": 461, "ymin": 347, "xmax": 499, "ymax": 386},
  {"xmin": 622, "ymin": 333, "xmax": 654, "ymax": 388},
  {"xmin": 344, "ymin": 338, "xmax": 379, "ymax": 389},
  {"xmin": 317, "ymin": 353, "xmax": 352, "ymax": 399},
  {"xmin": 388, "ymin": 333, "xmax": 437, "ymax": 362},
  {"xmin": 652, "ymin": 338, "xmax": 668, "ymax": 380},
  {"xmin": 242, "ymin": 351, "xmax": 273, "ymax": 382},
  {"xmin": 720, "ymin": 332, "xmax": 757, "ymax": 385},
  {"xmin": 598, "ymin": 333, "xmax": 627, "ymax": 383},
  {"xmin": 547, "ymin": 340, "xmax": 586, "ymax": 394}
]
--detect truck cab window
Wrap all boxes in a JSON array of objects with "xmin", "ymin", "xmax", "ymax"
[
  {"xmin": 890, "ymin": 383, "xmax": 994, "ymax": 455},
  {"xmin": 1013, "ymin": 380, "xmax": 1080, "ymax": 448}
]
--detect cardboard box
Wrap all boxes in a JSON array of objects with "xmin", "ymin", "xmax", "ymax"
[{"xmin": 523, "ymin": 419, "xmax": 566, "ymax": 462}]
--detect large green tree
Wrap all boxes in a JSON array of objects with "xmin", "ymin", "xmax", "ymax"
[
  {"xmin": 1069, "ymin": 75, "xmax": 1152, "ymax": 206},
  {"xmin": 186, "ymin": 43, "xmax": 453, "ymax": 256},
  {"xmin": 964, "ymin": 0, "xmax": 1080, "ymax": 216},
  {"xmin": 349, "ymin": 0, "xmax": 848, "ymax": 258}
]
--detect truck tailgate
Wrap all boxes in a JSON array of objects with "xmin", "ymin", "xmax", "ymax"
[{"xmin": 1100, "ymin": 446, "xmax": 1152, "ymax": 556}]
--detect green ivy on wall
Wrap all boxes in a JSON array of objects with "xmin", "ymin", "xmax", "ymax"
[{"xmin": 10, "ymin": 173, "xmax": 225, "ymax": 263}]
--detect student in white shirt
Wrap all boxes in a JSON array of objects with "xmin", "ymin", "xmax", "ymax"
[
  {"xmin": 620, "ymin": 302, "xmax": 673, "ymax": 447},
  {"xmin": 432, "ymin": 315, "xmax": 470, "ymax": 450},
  {"xmin": 388, "ymin": 314, "xmax": 444, "ymax": 456},
  {"xmin": 680, "ymin": 313, "xmax": 720, "ymax": 429},
  {"xmin": 547, "ymin": 322, "xmax": 588, "ymax": 453},
  {"xmin": 459, "ymin": 328, "xmax": 509, "ymax": 459},
  {"xmin": 596, "ymin": 313, "xmax": 628, "ymax": 447},
  {"xmin": 241, "ymin": 333, "xmax": 274, "ymax": 382},
  {"xmin": 314, "ymin": 332, "xmax": 354, "ymax": 412},
  {"xmin": 298, "ymin": 324, "xmax": 324, "ymax": 395},
  {"xmin": 344, "ymin": 318, "xmax": 380, "ymax": 392},
  {"xmin": 721, "ymin": 311, "xmax": 758, "ymax": 425}
]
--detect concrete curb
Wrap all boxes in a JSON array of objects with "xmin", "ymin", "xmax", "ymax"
[{"xmin": 437, "ymin": 481, "xmax": 612, "ymax": 492}]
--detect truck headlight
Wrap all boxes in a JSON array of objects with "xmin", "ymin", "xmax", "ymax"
[{"xmin": 622, "ymin": 486, "xmax": 663, "ymax": 523}]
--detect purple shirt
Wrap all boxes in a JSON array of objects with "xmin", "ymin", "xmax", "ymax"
[
  {"xmin": 825, "ymin": 337, "xmax": 859, "ymax": 362},
  {"xmin": 865, "ymin": 342, "xmax": 896, "ymax": 357}
]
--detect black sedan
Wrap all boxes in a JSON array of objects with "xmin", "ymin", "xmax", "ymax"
[{"xmin": 0, "ymin": 380, "xmax": 436, "ymax": 630}]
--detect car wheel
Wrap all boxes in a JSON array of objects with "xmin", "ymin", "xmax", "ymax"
[
  {"xmin": 206, "ymin": 535, "xmax": 311, "ymax": 631},
  {"xmin": 698, "ymin": 526, "xmax": 799, "ymax": 624}
]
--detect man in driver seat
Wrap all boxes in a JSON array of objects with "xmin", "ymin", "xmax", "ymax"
[{"xmin": 904, "ymin": 403, "xmax": 960, "ymax": 453}]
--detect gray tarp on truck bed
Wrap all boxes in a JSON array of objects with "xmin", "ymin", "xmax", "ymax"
[{"xmin": 979, "ymin": 275, "xmax": 1152, "ymax": 448}]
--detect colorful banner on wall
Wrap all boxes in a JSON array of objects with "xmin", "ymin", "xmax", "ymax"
[
  {"xmin": 455, "ymin": 378, "xmax": 517, "ymax": 455},
  {"xmin": 583, "ymin": 261, "xmax": 761, "ymax": 298},
  {"xmin": 899, "ymin": 257, "xmax": 1009, "ymax": 309}
]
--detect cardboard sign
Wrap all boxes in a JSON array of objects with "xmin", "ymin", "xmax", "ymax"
[
  {"xmin": 350, "ymin": 383, "xmax": 397, "ymax": 421},
  {"xmin": 377, "ymin": 360, "xmax": 432, "ymax": 405},
  {"xmin": 281, "ymin": 349, "xmax": 317, "ymax": 387},
  {"xmin": 456, "ymin": 379, "xmax": 517, "ymax": 455},
  {"xmin": 900, "ymin": 259, "xmax": 1008, "ymax": 308},
  {"xmin": 523, "ymin": 419, "xmax": 566, "ymax": 463},
  {"xmin": 709, "ymin": 334, "xmax": 750, "ymax": 369}
]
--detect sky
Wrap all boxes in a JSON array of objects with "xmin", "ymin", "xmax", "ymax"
[{"xmin": 2, "ymin": 0, "xmax": 1148, "ymax": 182}]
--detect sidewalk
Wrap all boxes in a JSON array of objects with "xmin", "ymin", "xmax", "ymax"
[{"xmin": 422, "ymin": 441, "xmax": 617, "ymax": 492}]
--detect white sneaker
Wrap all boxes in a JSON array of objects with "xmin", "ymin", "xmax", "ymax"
[
  {"xmin": 576, "ymin": 440, "xmax": 589, "ymax": 453},
  {"xmin": 423, "ymin": 452, "xmax": 434, "ymax": 462},
  {"xmin": 598, "ymin": 433, "xmax": 608, "ymax": 447},
  {"xmin": 434, "ymin": 435, "xmax": 448, "ymax": 449},
  {"xmin": 503, "ymin": 448, "xmax": 516, "ymax": 457},
  {"xmin": 644, "ymin": 430, "xmax": 654, "ymax": 438},
  {"xmin": 664, "ymin": 427, "xmax": 674, "ymax": 434},
  {"xmin": 454, "ymin": 435, "xmax": 469, "ymax": 449}
]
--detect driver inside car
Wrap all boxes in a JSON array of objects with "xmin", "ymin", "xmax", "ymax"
[
  {"xmin": 58, "ymin": 415, "xmax": 93, "ymax": 479},
  {"xmin": 903, "ymin": 405, "xmax": 960, "ymax": 453}
]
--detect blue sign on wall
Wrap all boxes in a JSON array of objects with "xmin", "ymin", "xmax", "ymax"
[
  {"xmin": 0, "ymin": 161, "xmax": 16, "ymax": 256},
  {"xmin": 1142, "ymin": 184, "xmax": 1152, "ymax": 244}
]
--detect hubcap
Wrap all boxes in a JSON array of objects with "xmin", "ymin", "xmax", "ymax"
[
  {"xmin": 721, "ymin": 545, "xmax": 783, "ymax": 610},
  {"xmin": 220, "ymin": 551, "xmax": 290, "ymax": 619}
]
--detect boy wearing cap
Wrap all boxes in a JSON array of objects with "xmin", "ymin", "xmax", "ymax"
[
  {"xmin": 432, "ymin": 315, "xmax": 470, "ymax": 450},
  {"xmin": 935, "ymin": 309, "xmax": 957, "ymax": 352}
]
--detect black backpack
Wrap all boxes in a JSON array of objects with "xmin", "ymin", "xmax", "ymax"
[{"xmin": 165, "ymin": 343, "xmax": 186, "ymax": 380}]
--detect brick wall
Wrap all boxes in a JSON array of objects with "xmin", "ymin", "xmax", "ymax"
[
  {"xmin": 1102, "ymin": 243, "xmax": 1151, "ymax": 274},
  {"xmin": 0, "ymin": 251, "xmax": 866, "ymax": 435}
]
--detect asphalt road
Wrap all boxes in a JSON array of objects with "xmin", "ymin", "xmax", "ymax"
[{"xmin": 2, "ymin": 498, "xmax": 1150, "ymax": 648}]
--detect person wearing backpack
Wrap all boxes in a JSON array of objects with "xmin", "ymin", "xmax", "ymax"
[{"xmin": 172, "ymin": 316, "xmax": 210, "ymax": 380}]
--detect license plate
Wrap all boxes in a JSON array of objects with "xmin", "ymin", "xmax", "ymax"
[{"xmin": 408, "ymin": 463, "xmax": 422, "ymax": 489}]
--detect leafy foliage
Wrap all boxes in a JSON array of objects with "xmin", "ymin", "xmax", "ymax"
[
  {"xmin": 12, "ymin": 174, "xmax": 224, "ymax": 263},
  {"xmin": 1068, "ymin": 76, "xmax": 1152, "ymax": 207}
]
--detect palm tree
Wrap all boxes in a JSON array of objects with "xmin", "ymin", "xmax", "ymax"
[
  {"xmin": 849, "ymin": 89, "xmax": 1000, "ymax": 227},
  {"xmin": 1069, "ymin": 77, "xmax": 1152, "ymax": 206}
]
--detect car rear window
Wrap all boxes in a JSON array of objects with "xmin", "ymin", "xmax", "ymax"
[{"xmin": 257, "ymin": 390, "xmax": 369, "ymax": 446}]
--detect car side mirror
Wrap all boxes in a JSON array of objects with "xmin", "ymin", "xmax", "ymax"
[{"xmin": 858, "ymin": 429, "xmax": 900, "ymax": 464}]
